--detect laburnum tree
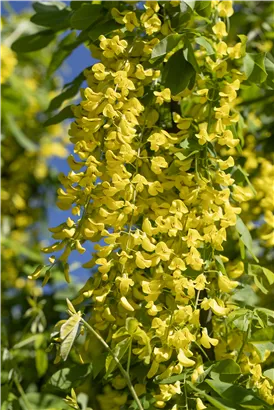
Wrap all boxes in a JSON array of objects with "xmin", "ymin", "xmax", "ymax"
[{"xmin": 9, "ymin": 1, "xmax": 274, "ymax": 410}]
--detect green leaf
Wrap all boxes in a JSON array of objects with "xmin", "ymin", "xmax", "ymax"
[
  {"xmin": 205, "ymin": 379, "xmax": 269, "ymax": 409},
  {"xmin": 47, "ymin": 32, "xmax": 77, "ymax": 76},
  {"xmin": 19, "ymin": 393, "xmax": 71, "ymax": 410},
  {"xmin": 151, "ymin": 33, "xmax": 183, "ymax": 60},
  {"xmin": 248, "ymin": 264, "xmax": 274, "ymax": 294},
  {"xmin": 1, "ymin": 238, "xmax": 42, "ymax": 262},
  {"xmin": 5, "ymin": 113, "xmax": 38, "ymax": 152},
  {"xmin": 195, "ymin": 1, "xmax": 212, "ymax": 18},
  {"xmin": 163, "ymin": 49, "xmax": 195, "ymax": 95},
  {"xmin": 236, "ymin": 217, "xmax": 258, "ymax": 262},
  {"xmin": 105, "ymin": 337, "xmax": 130, "ymax": 377},
  {"xmin": 33, "ymin": 2, "xmax": 66, "ymax": 12},
  {"xmin": 232, "ymin": 285, "xmax": 260, "ymax": 307},
  {"xmin": 243, "ymin": 53, "xmax": 268, "ymax": 84},
  {"xmin": 60, "ymin": 313, "xmax": 81, "ymax": 361},
  {"xmin": 187, "ymin": 382, "xmax": 239, "ymax": 410},
  {"xmin": 44, "ymin": 105, "xmax": 74, "ymax": 126},
  {"xmin": 265, "ymin": 56, "xmax": 274, "ymax": 89},
  {"xmin": 35, "ymin": 349, "xmax": 48, "ymax": 378},
  {"xmin": 210, "ymin": 359, "xmax": 241, "ymax": 383},
  {"xmin": 70, "ymin": 4, "xmax": 102, "ymax": 30},
  {"xmin": 12, "ymin": 30, "xmax": 55, "ymax": 53},
  {"xmin": 231, "ymin": 165, "xmax": 257, "ymax": 195},
  {"xmin": 183, "ymin": 1, "xmax": 196, "ymax": 11},
  {"xmin": 263, "ymin": 368, "xmax": 274, "ymax": 381},
  {"xmin": 249, "ymin": 327, "xmax": 274, "ymax": 360},
  {"xmin": 227, "ymin": 309, "xmax": 252, "ymax": 332},
  {"xmin": 88, "ymin": 19, "xmax": 121, "ymax": 42},
  {"xmin": 196, "ymin": 36, "xmax": 215, "ymax": 55},
  {"xmin": 183, "ymin": 38, "xmax": 200, "ymax": 72},
  {"xmin": 175, "ymin": 150, "xmax": 198, "ymax": 161},
  {"xmin": 92, "ymin": 353, "xmax": 107, "ymax": 378},
  {"xmin": 31, "ymin": 3, "xmax": 71, "ymax": 30},
  {"xmin": 48, "ymin": 364, "xmax": 92, "ymax": 391},
  {"xmin": 70, "ymin": 1, "xmax": 89, "ymax": 10},
  {"xmin": 47, "ymin": 71, "xmax": 84, "ymax": 112},
  {"xmin": 262, "ymin": 267, "xmax": 274, "ymax": 285},
  {"xmin": 177, "ymin": 138, "xmax": 202, "ymax": 160},
  {"xmin": 215, "ymin": 255, "xmax": 226, "ymax": 275},
  {"xmin": 158, "ymin": 373, "xmax": 187, "ymax": 384}
]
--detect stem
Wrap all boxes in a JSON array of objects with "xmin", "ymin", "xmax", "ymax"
[
  {"xmin": 184, "ymin": 374, "xmax": 189, "ymax": 410},
  {"xmin": 236, "ymin": 315, "xmax": 252, "ymax": 363},
  {"xmin": 14, "ymin": 376, "xmax": 32, "ymax": 410},
  {"xmin": 194, "ymin": 290, "xmax": 201, "ymax": 310},
  {"xmin": 81, "ymin": 318, "xmax": 144, "ymax": 410},
  {"xmin": 127, "ymin": 338, "xmax": 132, "ymax": 375},
  {"xmin": 193, "ymin": 341, "xmax": 210, "ymax": 362}
]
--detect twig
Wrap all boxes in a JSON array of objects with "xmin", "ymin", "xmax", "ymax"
[
  {"xmin": 81, "ymin": 318, "xmax": 144, "ymax": 410},
  {"xmin": 14, "ymin": 375, "xmax": 32, "ymax": 410}
]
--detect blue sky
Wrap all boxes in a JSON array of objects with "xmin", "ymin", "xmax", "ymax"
[{"xmin": 3, "ymin": 1, "xmax": 98, "ymax": 281}]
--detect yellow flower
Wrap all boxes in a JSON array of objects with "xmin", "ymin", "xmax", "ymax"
[
  {"xmin": 226, "ymin": 260, "xmax": 244, "ymax": 279},
  {"xmin": 232, "ymin": 185, "xmax": 253, "ymax": 202},
  {"xmin": 200, "ymin": 328, "xmax": 219, "ymax": 349},
  {"xmin": 185, "ymin": 247, "xmax": 203, "ymax": 271},
  {"xmin": 218, "ymin": 273, "xmax": 238, "ymax": 292},
  {"xmin": 120, "ymin": 296, "xmax": 135, "ymax": 311},
  {"xmin": 155, "ymin": 242, "xmax": 172, "ymax": 261},
  {"xmin": 212, "ymin": 22, "xmax": 228, "ymax": 39},
  {"xmin": 194, "ymin": 274, "xmax": 208, "ymax": 291},
  {"xmin": 196, "ymin": 398, "xmax": 207, "ymax": 410},
  {"xmin": 141, "ymin": 11, "xmax": 161, "ymax": 35},
  {"xmin": 177, "ymin": 349, "xmax": 195, "ymax": 367},
  {"xmin": 216, "ymin": 41, "xmax": 228, "ymax": 56},
  {"xmin": 136, "ymin": 251, "xmax": 152, "ymax": 269},
  {"xmin": 195, "ymin": 122, "xmax": 215, "ymax": 145},
  {"xmin": 99, "ymin": 35, "xmax": 127, "ymax": 58},
  {"xmin": 1, "ymin": 44, "xmax": 17, "ymax": 84},
  {"xmin": 154, "ymin": 88, "xmax": 171, "ymax": 105},
  {"xmin": 147, "ymin": 131, "xmax": 167, "ymax": 151},
  {"xmin": 92, "ymin": 63, "xmax": 109, "ymax": 81},
  {"xmin": 123, "ymin": 11, "xmax": 139, "ymax": 32},
  {"xmin": 168, "ymin": 257, "xmax": 186, "ymax": 271},
  {"xmin": 227, "ymin": 43, "xmax": 243, "ymax": 59},
  {"xmin": 201, "ymin": 298, "xmax": 230, "ymax": 316},
  {"xmin": 217, "ymin": 1, "xmax": 234, "ymax": 18},
  {"xmin": 151, "ymin": 156, "xmax": 168, "ymax": 174}
]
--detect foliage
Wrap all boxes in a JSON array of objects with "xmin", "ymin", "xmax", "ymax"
[
  {"xmin": 2, "ymin": 1, "xmax": 274, "ymax": 410},
  {"xmin": 1, "ymin": 10, "xmax": 74, "ymax": 410}
]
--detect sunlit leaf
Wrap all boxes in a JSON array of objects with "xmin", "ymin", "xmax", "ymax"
[
  {"xmin": 35, "ymin": 349, "xmax": 48, "ymax": 378},
  {"xmin": 105, "ymin": 337, "xmax": 130, "ymax": 377},
  {"xmin": 60, "ymin": 313, "xmax": 81, "ymax": 361},
  {"xmin": 151, "ymin": 33, "xmax": 183, "ymax": 60},
  {"xmin": 236, "ymin": 217, "xmax": 258, "ymax": 262},
  {"xmin": 196, "ymin": 36, "xmax": 214, "ymax": 55}
]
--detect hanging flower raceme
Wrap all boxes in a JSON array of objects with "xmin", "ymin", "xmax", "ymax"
[{"xmin": 44, "ymin": 1, "xmax": 274, "ymax": 408}]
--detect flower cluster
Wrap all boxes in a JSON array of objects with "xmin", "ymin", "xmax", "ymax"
[
  {"xmin": 1, "ymin": 44, "xmax": 17, "ymax": 84},
  {"xmin": 46, "ymin": 1, "xmax": 273, "ymax": 408}
]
